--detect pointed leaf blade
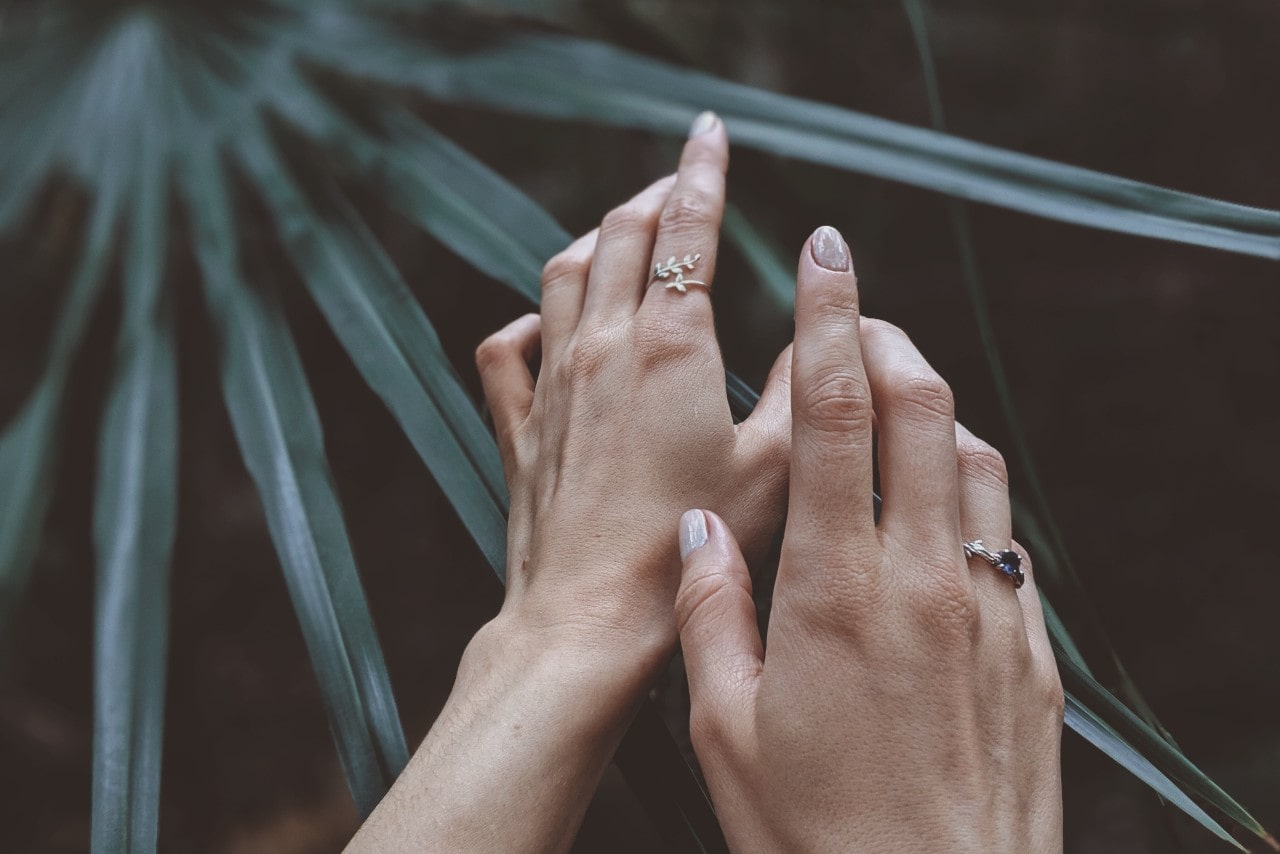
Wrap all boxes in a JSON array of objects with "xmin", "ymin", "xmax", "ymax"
[
  {"xmin": 90, "ymin": 161, "xmax": 174, "ymax": 854},
  {"xmin": 236, "ymin": 125, "xmax": 510, "ymax": 576},
  {"xmin": 309, "ymin": 21, "xmax": 1280, "ymax": 259},
  {"xmin": 183, "ymin": 149, "xmax": 408, "ymax": 815},
  {"xmin": 1064, "ymin": 693, "xmax": 1245, "ymax": 851}
]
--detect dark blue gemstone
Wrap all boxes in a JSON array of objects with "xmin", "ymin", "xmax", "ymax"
[{"xmin": 997, "ymin": 550, "xmax": 1025, "ymax": 588}]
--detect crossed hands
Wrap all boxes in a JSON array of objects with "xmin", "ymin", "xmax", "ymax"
[{"xmin": 351, "ymin": 113, "xmax": 1063, "ymax": 854}]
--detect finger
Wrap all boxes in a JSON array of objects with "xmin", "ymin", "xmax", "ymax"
[
  {"xmin": 955, "ymin": 421, "xmax": 1030, "ymax": 640},
  {"xmin": 675, "ymin": 510, "xmax": 762, "ymax": 748},
  {"xmin": 1010, "ymin": 544, "xmax": 1060, "ymax": 717},
  {"xmin": 639, "ymin": 111, "xmax": 728, "ymax": 332},
  {"xmin": 578, "ymin": 174, "xmax": 677, "ymax": 326},
  {"xmin": 1010, "ymin": 538, "xmax": 1054, "ymax": 669},
  {"xmin": 476, "ymin": 313, "xmax": 541, "ymax": 466},
  {"xmin": 861, "ymin": 319, "xmax": 960, "ymax": 548},
  {"xmin": 786, "ymin": 226, "xmax": 876, "ymax": 557},
  {"xmin": 736, "ymin": 343, "xmax": 792, "ymax": 460},
  {"xmin": 540, "ymin": 229, "xmax": 596, "ymax": 362}
]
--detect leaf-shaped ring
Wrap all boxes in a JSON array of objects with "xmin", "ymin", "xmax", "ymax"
[{"xmin": 649, "ymin": 253, "xmax": 710, "ymax": 294}]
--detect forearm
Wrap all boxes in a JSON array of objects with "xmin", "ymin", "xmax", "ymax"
[{"xmin": 346, "ymin": 614, "xmax": 659, "ymax": 853}]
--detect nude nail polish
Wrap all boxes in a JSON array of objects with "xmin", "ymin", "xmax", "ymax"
[
  {"xmin": 811, "ymin": 225, "xmax": 851, "ymax": 271},
  {"xmin": 679, "ymin": 509, "xmax": 709, "ymax": 561},
  {"xmin": 688, "ymin": 111, "xmax": 719, "ymax": 138}
]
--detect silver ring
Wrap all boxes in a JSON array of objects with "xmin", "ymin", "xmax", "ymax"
[
  {"xmin": 963, "ymin": 540, "xmax": 1025, "ymax": 589},
  {"xmin": 651, "ymin": 253, "xmax": 709, "ymax": 294}
]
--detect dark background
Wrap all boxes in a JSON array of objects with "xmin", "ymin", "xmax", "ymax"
[{"xmin": 1, "ymin": 0, "xmax": 1278, "ymax": 851}]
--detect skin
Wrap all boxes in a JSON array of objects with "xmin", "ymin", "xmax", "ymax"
[
  {"xmin": 348, "ymin": 113, "xmax": 794, "ymax": 852},
  {"xmin": 349, "ymin": 113, "xmax": 1065, "ymax": 852},
  {"xmin": 674, "ymin": 232, "xmax": 1065, "ymax": 852}
]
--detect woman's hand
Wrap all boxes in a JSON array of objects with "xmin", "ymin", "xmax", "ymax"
[
  {"xmin": 475, "ymin": 110, "xmax": 790, "ymax": 684},
  {"xmin": 349, "ymin": 113, "xmax": 792, "ymax": 853},
  {"xmin": 675, "ymin": 227, "xmax": 1064, "ymax": 852}
]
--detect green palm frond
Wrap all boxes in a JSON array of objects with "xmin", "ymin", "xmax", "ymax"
[
  {"xmin": 303, "ymin": 12, "xmax": 1280, "ymax": 258},
  {"xmin": 0, "ymin": 3, "xmax": 1272, "ymax": 852},
  {"xmin": 184, "ymin": 149, "xmax": 409, "ymax": 815},
  {"xmin": 0, "ymin": 191, "xmax": 116, "ymax": 640},
  {"xmin": 90, "ymin": 149, "xmax": 175, "ymax": 854}
]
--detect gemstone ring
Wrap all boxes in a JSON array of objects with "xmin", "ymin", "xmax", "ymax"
[{"xmin": 963, "ymin": 540, "xmax": 1025, "ymax": 589}]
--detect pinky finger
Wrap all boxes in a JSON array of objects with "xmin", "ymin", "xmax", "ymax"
[{"xmin": 475, "ymin": 313, "xmax": 541, "ymax": 463}]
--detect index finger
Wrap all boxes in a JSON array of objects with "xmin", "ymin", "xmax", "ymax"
[{"xmin": 785, "ymin": 226, "xmax": 876, "ymax": 554}]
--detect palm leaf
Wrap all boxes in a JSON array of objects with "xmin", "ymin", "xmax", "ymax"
[
  {"xmin": 722, "ymin": 203, "xmax": 795, "ymax": 313},
  {"xmin": 183, "ymin": 148, "xmax": 408, "ymax": 816},
  {"xmin": 172, "ymin": 28, "xmax": 727, "ymax": 845},
  {"xmin": 1064, "ymin": 694, "xmax": 1245, "ymax": 851},
  {"xmin": 1057, "ymin": 649, "xmax": 1275, "ymax": 848},
  {"xmin": 236, "ymin": 124, "xmax": 512, "ymax": 575},
  {"xmin": 310, "ymin": 17, "xmax": 1280, "ymax": 259},
  {"xmin": 0, "ymin": 192, "xmax": 116, "ymax": 642},
  {"xmin": 90, "ymin": 157, "xmax": 175, "ymax": 854}
]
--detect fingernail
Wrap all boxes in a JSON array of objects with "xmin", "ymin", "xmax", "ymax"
[
  {"xmin": 688, "ymin": 111, "xmax": 719, "ymax": 138},
  {"xmin": 810, "ymin": 225, "xmax": 851, "ymax": 272},
  {"xmin": 679, "ymin": 509, "xmax": 709, "ymax": 561}
]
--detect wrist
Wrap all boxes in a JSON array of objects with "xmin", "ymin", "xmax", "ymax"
[{"xmin": 466, "ymin": 608, "xmax": 670, "ymax": 715}]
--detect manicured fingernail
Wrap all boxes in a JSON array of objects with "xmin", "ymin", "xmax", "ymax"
[
  {"xmin": 679, "ymin": 509, "xmax": 709, "ymax": 561},
  {"xmin": 688, "ymin": 111, "xmax": 719, "ymax": 138},
  {"xmin": 810, "ymin": 225, "xmax": 851, "ymax": 271}
]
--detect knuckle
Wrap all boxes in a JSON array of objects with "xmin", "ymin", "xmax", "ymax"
[
  {"xmin": 1011, "ymin": 539, "xmax": 1034, "ymax": 582},
  {"xmin": 658, "ymin": 189, "xmax": 715, "ymax": 233},
  {"xmin": 1039, "ymin": 661, "xmax": 1066, "ymax": 719},
  {"xmin": 957, "ymin": 439, "xmax": 1009, "ymax": 489},
  {"xmin": 887, "ymin": 370, "xmax": 954, "ymax": 422},
  {"xmin": 674, "ymin": 569, "xmax": 741, "ymax": 636},
  {"xmin": 800, "ymin": 368, "xmax": 873, "ymax": 435},
  {"xmin": 474, "ymin": 333, "xmax": 506, "ymax": 373},
  {"xmin": 599, "ymin": 205, "xmax": 652, "ymax": 240},
  {"xmin": 859, "ymin": 316, "xmax": 903, "ymax": 340},
  {"xmin": 563, "ymin": 328, "xmax": 614, "ymax": 383},
  {"xmin": 540, "ymin": 252, "xmax": 587, "ymax": 291},
  {"xmin": 814, "ymin": 288, "xmax": 861, "ymax": 323}
]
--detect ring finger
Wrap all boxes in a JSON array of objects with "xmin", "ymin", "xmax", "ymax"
[{"xmin": 955, "ymin": 422, "xmax": 1027, "ymax": 617}]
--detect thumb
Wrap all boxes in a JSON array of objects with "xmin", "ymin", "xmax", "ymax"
[{"xmin": 675, "ymin": 510, "xmax": 763, "ymax": 744}]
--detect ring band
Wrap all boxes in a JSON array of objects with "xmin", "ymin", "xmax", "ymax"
[
  {"xmin": 651, "ymin": 253, "xmax": 709, "ymax": 293},
  {"xmin": 963, "ymin": 540, "xmax": 1025, "ymax": 588}
]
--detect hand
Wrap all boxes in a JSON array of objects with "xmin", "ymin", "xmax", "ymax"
[
  {"xmin": 674, "ymin": 227, "xmax": 1064, "ymax": 852},
  {"xmin": 475, "ymin": 111, "xmax": 791, "ymax": 684},
  {"xmin": 349, "ymin": 113, "xmax": 793, "ymax": 853}
]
